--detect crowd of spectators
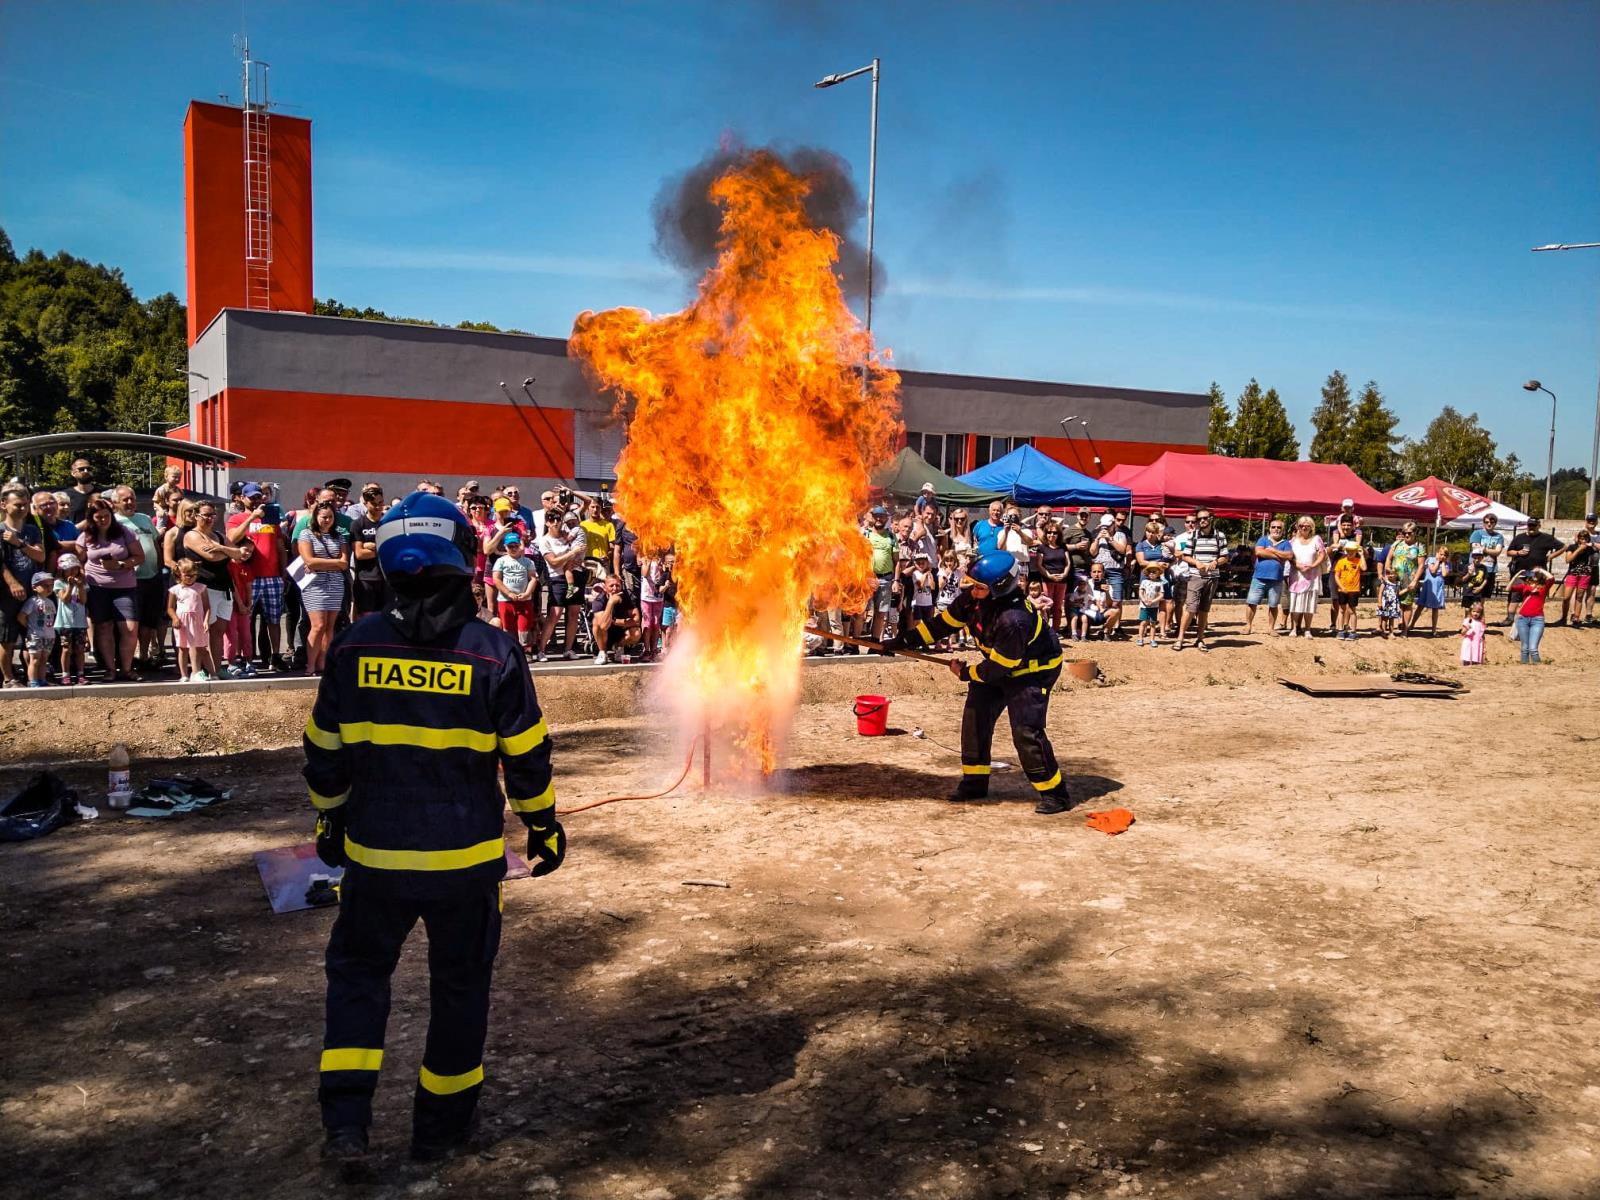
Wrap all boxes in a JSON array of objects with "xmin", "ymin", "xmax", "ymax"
[
  {"xmin": 0, "ymin": 461, "xmax": 661, "ymax": 687},
  {"xmin": 808, "ymin": 485, "xmax": 1597, "ymax": 662},
  {"xmin": 1, "ymin": 461, "xmax": 1593, "ymax": 688}
]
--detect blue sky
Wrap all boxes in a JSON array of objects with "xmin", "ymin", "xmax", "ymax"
[{"xmin": 3, "ymin": 0, "xmax": 1597, "ymax": 470}]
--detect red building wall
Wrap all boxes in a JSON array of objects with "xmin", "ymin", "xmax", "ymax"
[
  {"xmin": 1032, "ymin": 434, "xmax": 1206, "ymax": 478},
  {"xmin": 184, "ymin": 101, "xmax": 314, "ymax": 344},
  {"xmin": 215, "ymin": 388, "xmax": 577, "ymax": 478}
]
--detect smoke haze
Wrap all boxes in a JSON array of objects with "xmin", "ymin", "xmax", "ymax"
[{"xmin": 651, "ymin": 142, "xmax": 884, "ymax": 302}]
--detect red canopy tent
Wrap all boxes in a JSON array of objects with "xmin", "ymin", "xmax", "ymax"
[{"xmin": 1100, "ymin": 452, "xmax": 1425, "ymax": 523}]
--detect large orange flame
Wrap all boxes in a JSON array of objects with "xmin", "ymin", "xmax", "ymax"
[{"xmin": 569, "ymin": 150, "xmax": 900, "ymax": 770}]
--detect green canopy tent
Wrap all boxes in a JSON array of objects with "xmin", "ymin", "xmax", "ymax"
[{"xmin": 871, "ymin": 446, "xmax": 1006, "ymax": 506}]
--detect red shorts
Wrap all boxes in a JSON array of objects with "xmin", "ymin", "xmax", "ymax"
[
  {"xmin": 1565, "ymin": 575, "xmax": 1591, "ymax": 591},
  {"xmin": 497, "ymin": 599, "xmax": 536, "ymax": 639}
]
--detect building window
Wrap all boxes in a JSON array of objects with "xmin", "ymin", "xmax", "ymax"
[
  {"xmin": 972, "ymin": 435, "xmax": 1030, "ymax": 468},
  {"xmin": 906, "ymin": 431, "xmax": 967, "ymax": 477}
]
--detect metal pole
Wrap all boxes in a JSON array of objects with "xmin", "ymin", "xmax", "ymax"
[
  {"xmin": 865, "ymin": 57, "xmax": 879, "ymax": 334},
  {"xmin": 1546, "ymin": 389, "xmax": 1557, "ymax": 520},
  {"xmin": 1591, "ymin": 300, "xmax": 1600, "ymax": 517}
]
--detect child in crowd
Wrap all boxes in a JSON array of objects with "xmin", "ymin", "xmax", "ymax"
[
  {"xmin": 659, "ymin": 550, "xmax": 678, "ymax": 653},
  {"xmin": 1459, "ymin": 549, "xmax": 1491, "ymax": 611},
  {"xmin": 490, "ymin": 533, "xmax": 537, "ymax": 651},
  {"xmin": 1135, "ymin": 563, "xmax": 1164, "ymax": 646},
  {"xmin": 167, "ymin": 558, "xmax": 215, "ymax": 682},
  {"xmin": 1508, "ymin": 569, "xmax": 1553, "ymax": 665},
  {"xmin": 1331, "ymin": 540, "xmax": 1363, "ymax": 640},
  {"xmin": 911, "ymin": 551, "xmax": 937, "ymax": 632},
  {"xmin": 1375, "ymin": 567, "xmax": 1401, "ymax": 638},
  {"xmin": 18, "ymin": 572, "xmax": 57, "ymax": 687},
  {"xmin": 1416, "ymin": 551, "xmax": 1449, "ymax": 635},
  {"xmin": 1025, "ymin": 577, "xmax": 1053, "ymax": 622},
  {"xmin": 640, "ymin": 550, "xmax": 666, "ymax": 660},
  {"xmin": 1459, "ymin": 600, "xmax": 1486, "ymax": 666},
  {"xmin": 53, "ymin": 552, "xmax": 89, "ymax": 685},
  {"xmin": 936, "ymin": 551, "xmax": 965, "ymax": 648},
  {"xmin": 1071, "ymin": 570, "xmax": 1109, "ymax": 641}
]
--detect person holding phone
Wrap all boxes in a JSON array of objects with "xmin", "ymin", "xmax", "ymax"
[{"xmin": 230, "ymin": 482, "xmax": 289, "ymax": 671}]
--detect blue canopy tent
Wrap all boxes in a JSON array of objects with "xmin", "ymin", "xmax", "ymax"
[{"xmin": 958, "ymin": 445, "xmax": 1132, "ymax": 507}]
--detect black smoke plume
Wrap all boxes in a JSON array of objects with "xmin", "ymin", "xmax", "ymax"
[{"xmin": 650, "ymin": 142, "xmax": 884, "ymax": 303}]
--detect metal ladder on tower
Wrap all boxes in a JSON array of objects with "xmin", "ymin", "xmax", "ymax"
[{"xmin": 240, "ymin": 39, "xmax": 272, "ymax": 311}]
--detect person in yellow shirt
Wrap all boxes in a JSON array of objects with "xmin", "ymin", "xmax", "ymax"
[
  {"xmin": 579, "ymin": 496, "xmax": 619, "ymax": 579},
  {"xmin": 1331, "ymin": 541, "xmax": 1364, "ymax": 641}
]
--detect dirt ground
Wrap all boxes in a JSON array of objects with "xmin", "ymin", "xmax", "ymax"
[{"xmin": 3, "ymin": 609, "xmax": 1598, "ymax": 1199}]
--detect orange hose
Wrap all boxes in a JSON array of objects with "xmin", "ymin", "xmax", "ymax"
[{"xmin": 559, "ymin": 736, "xmax": 700, "ymax": 815}]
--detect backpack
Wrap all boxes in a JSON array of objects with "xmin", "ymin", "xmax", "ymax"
[{"xmin": 0, "ymin": 773, "xmax": 83, "ymax": 843}]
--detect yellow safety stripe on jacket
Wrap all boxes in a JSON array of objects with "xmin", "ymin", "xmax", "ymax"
[
  {"xmin": 1014, "ymin": 655, "xmax": 1064, "ymax": 676},
  {"xmin": 339, "ymin": 721, "xmax": 497, "ymax": 753},
  {"xmin": 321, "ymin": 1047, "xmax": 383, "ymax": 1073},
  {"xmin": 497, "ymin": 718, "xmax": 549, "ymax": 758},
  {"xmin": 961, "ymin": 764, "xmax": 991, "ymax": 775},
  {"xmin": 1031, "ymin": 771, "xmax": 1063, "ymax": 792},
  {"xmin": 982, "ymin": 644, "xmax": 1023, "ymax": 669},
  {"xmin": 507, "ymin": 783, "xmax": 555, "ymax": 815},
  {"xmin": 915, "ymin": 620, "xmax": 933, "ymax": 643},
  {"xmin": 937, "ymin": 609, "xmax": 967, "ymax": 630},
  {"xmin": 344, "ymin": 834, "xmax": 505, "ymax": 872},
  {"xmin": 418, "ymin": 1064, "xmax": 484, "ymax": 1095},
  {"xmin": 305, "ymin": 717, "xmax": 342, "ymax": 750},
  {"xmin": 309, "ymin": 787, "xmax": 349, "ymax": 811},
  {"xmin": 962, "ymin": 663, "xmax": 980, "ymax": 683}
]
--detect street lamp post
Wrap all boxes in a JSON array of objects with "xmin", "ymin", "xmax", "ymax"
[
  {"xmin": 1531, "ymin": 241, "xmax": 1600, "ymax": 519},
  {"xmin": 1523, "ymin": 380, "xmax": 1557, "ymax": 520},
  {"xmin": 814, "ymin": 57, "xmax": 879, "ymax": 333}
]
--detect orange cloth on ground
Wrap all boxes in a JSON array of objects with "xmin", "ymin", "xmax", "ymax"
[{"xmin": 1085, "ymin": 808, "xmax": 1135, "ymax": 835}]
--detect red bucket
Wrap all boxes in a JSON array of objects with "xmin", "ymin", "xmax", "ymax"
[{"xmin": 852, "ymin": 694, "xmax": 889, "ymax": 736}]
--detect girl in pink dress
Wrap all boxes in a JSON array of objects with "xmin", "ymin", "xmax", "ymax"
[
  {"xmin": 167, "ymin": 559, "xmax": 215, "ymax": 681},
  {"xmin": 1459, "ymin": 600, "xmax": 1486, "ymax": 666}
]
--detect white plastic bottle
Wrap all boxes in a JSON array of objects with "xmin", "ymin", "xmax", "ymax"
[{"xmin": 107, "ymin": 742, "xmax": 132, "ymax": 809}]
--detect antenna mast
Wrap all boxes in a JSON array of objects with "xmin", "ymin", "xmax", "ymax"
[{"xmin": 237, "ymin": 36, "xmax": 273, "ymax": 310}]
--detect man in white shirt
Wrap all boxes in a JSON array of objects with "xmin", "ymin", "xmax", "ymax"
[{"xmin": 534, "ymin": 514, "xmax": 588, "ymax": 661}]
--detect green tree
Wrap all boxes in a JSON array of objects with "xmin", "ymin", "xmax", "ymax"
[
  {"xmin": 1307, "ymin": 369, "xmax": 1352, "ymax": 463},
  {"xmin": 1206, "ymin": 381, "xmax": 1233, "ymax": 455},
  {"xmin": 1398, "ymin": 406, "xmax": 1507, "ymax": 494},
  {"xmin": 1343, "ymin": 380, "xmax": 1401, "ymax": 490},
  {"xmin": 1231, "ymin": 379, "xmax": 1300, "ymax": 460}
]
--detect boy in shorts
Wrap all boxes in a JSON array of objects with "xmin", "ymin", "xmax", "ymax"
[
  {"xmin": 1136, "ymin": 563, "xmax": 1164, "ymax": 646},
  {"xmin": 18, "ymin": 572, "xmax": 58, "ymax": 686},
  {"xmin": 1331, "ymin": 540, "xmax": 1363, "ymax": 640}
]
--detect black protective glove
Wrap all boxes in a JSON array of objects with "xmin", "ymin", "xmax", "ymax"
[
  {"xmin": 878, "ymin": 627, "xmax": 908, "ymax": 655},
  {"xmin": 314, "ymin": 810, "xmax": 347, "ymax": 868},
  {"xmin": 528, "ymin": 820, "xmax": 567, "ymax": 878}
]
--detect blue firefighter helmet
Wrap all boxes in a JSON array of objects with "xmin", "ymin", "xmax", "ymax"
[
  {"xmin": 965, "ymin": 550, "xmax": 1021, "ymax": 595},
  {"xmin": 376, "ymin": 492, "xmax": 479, "ymax": 579}
]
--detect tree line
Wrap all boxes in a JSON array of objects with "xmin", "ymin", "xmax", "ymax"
[
  {"xmin": 0, "ymin": 226, "xmax": 523, "ymax": 486},
  {"xmin": 1207, "ymin": 370, "xmax": 1587, "ymax": 516}
]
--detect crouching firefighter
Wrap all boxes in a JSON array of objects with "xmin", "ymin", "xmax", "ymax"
[
  {"xmin": 304, "ymin": 492, "xmax": 564, "ymax": 1167},
  {"xmin": 888, "ymin": 551, "xmax": 1074, "ymax": 814}
]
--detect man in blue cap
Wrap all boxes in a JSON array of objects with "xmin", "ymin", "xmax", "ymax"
[
  {"xmin": 888, "ymin": 550, "xmax": 1074, "ymax": 814},
  {"xmin": 304, "ymin": 491, "xmax": 563, "ymax": 1169}
]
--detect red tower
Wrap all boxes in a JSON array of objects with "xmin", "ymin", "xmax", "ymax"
[{"xmin": 183, "ymin": 89, "xmax": 312, "ymax": 344}]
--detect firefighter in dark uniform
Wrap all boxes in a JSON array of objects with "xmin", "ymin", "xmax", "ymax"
[
  {"xmin": 890, "ymin": 550, "xmax": 1074, "ymax": 814},
  {"xmin": 304, "ymin": 492, "xmax": 564, "ymax": 1166}
]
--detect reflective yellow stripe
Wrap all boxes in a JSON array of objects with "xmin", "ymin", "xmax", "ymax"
[
  {"xmin": 498, "ymin": 718, "xmax": 549, "ymax": 757},
  {"xmin": 962, "ymin": 663, "xmax": 979, "ymax": 683},
  {"xmin": 305, "ymin": 717, "xmax": 342, "ymax": 751},
  {"xmin": 321, "ymin": 1047, "xmax": 383, "ymax": 1073},
  {"xmin": 344, "ymin": 835, "xmax": 505, "ymax": 872},
  {"xmin": 937, "ymin": 610, "xmax": 966, "ymax": 629},
  {"xmin": 1014, "ymin": 656, "xmax": 1064, "ymax": 676},
  {"xmin": 1032, "ymin": 610, "xmax": 1043, "ymax": 641},
  {"xmin": 309, "ymin": 787, "xmax": 349, "ymax": 811},
  {"xmin": 982, "ymin": 644, "xmax": 1023, "ymax": 669},
  {"xmin": 339, "ymin": 721, "xmax": 497, "ymax": 752},
  {"xmin": 418, "ymin": 1064, "xmax": 484, "ymax": 1095},
  {"xmin": 915, "ymin": 621, "xmax": 933, "ymax": 643},
  {"xmin": 1031, "ymin": 771, "xmax": 1063, "ymax": 792},
  {"xmin": 961, "ymin": 764, "xmax": 991, "ymax": 776},
  {"xmin": 507, "ymin": 783, "xmax": 555, "ymax": 815}
]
